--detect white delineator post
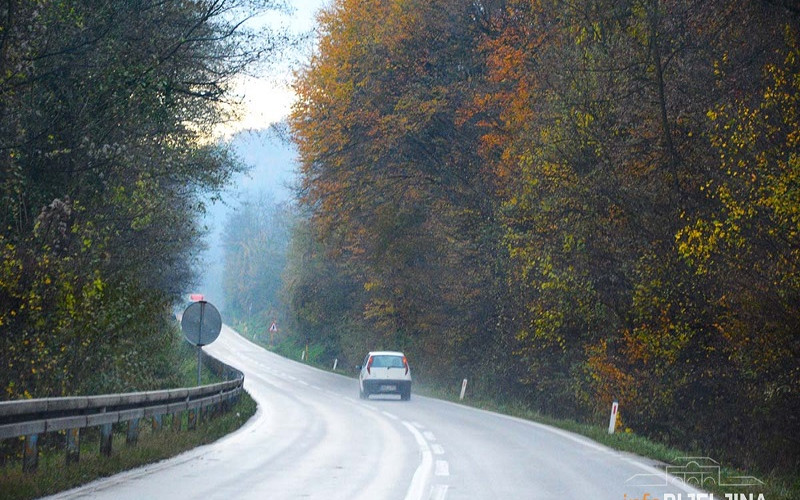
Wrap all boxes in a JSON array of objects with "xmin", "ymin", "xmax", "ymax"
[
  {"xmin": 460, "ymin": 378, "xmax": 468, "ymax": 400},
  {"xmin": 608, "ymin": 400, "xmax": 619, "ymax": 434}
]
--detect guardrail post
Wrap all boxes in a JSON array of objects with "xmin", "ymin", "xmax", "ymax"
[
  {"xmin": 152, "ymin": 414, "xmax": 162, "ymax": 432},
  {"xmin": 187, "ymin": 408, "xmax": 197, "ymax": 430},
  {"xmin": 100, "ymin": 423, "xmax": 113, "ymax": 456},
  {"xmin": 66, "ymin": 428, "xmax": 80, "ymax": 464},
  {"xmin": 126, "ymin": 418, "xmax": 139, "ymax": 446},
  {"xmin": 23, "ymin": 434, "xmax": 39, "ymax": 472},
  {"xmin": 173, "ymin": 412, "xmax": 182, "ymax": 432}
]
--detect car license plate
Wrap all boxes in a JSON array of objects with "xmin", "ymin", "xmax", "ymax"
[{"xmin": 380, "ymin": 385, "xmax": 397, "ymax": 392}]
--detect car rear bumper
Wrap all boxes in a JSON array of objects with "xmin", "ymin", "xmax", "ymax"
[{"xmin": 362, "ymin": 379, "xmax": 411, "ymax": 395}]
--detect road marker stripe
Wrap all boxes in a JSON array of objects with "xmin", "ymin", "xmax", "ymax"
[
  {"xmin": 430, "ymin": 484, "xmax": 449, "ymax": 500},
  {"xmin": 402, "ymin": 421, "xmax": 433, "ymax": 500}
]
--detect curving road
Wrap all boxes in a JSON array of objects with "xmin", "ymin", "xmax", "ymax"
[{"xmin": 47, "ymin": 326, "xmax": 702, "ymax": 500}]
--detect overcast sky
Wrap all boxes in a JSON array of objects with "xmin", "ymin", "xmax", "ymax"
[{"xmin": 226, "ymin": 0, "xmax": 329, "ymax": 135}]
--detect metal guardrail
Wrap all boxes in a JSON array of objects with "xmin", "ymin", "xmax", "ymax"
[{"xmin": 0, "ymin": 350, "xmax": 244, "ymax": 471}]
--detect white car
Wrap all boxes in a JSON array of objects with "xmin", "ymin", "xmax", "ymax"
[{"xmin": 358, "ymin": 351, "xmax": 412, "ymax": 400}]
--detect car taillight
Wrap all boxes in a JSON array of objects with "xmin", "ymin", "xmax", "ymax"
[
  {"xmin": 366, "ymin": 356, "xmax": 373, "ymax": 374},
  {"xmin": 403, "ymin": 356, "xmax": 409, "ymax": 375}
]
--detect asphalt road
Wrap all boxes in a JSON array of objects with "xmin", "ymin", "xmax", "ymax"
[{"xmin": 47, "ymin": 325, "xmax": 703, "ymax": 500}]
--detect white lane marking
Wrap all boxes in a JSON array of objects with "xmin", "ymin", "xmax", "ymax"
[
  {"xmin": 297, "ymin": 380, "xmax": 309, "ymax": 386},
  {"xmin": 412, "ymin": 421, "xmax": 425, "ymax": 429},
  {"xmin": 423, "ymin": 431, "xmax": 436, "ymax": 441},
  {"xmin": 381, "ymin": 411, "xmax": 399, "ymax": 420},
  {"xmin": 402, "ymin": 421, "xmax": 434, "ymax": 500},
  {"xmin": 434, "ymin": 460, "xmax": 449, "ymax": 476},
  {"xmin": 430, "ymin": 485, "xmax": 449, "ymax": 500},
  {"xmin": 431, "ymin": 444, "xmax": 444, "ymax": 455}
]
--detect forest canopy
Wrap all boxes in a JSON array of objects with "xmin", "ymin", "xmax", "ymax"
[{"xmin": 288, "ymin": 0, "xmax": 800, "ymax": 473}]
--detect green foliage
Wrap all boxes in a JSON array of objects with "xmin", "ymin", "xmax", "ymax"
[{"xmin": 0, "ymin": 0, "xmax": 285, "ymax": 399}]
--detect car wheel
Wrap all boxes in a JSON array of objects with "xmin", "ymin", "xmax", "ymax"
[
  {"xmin": 401, "ymin": 387, "xmax": 411, "ymax": 401},
  {"xmin": 359, "ymin": 386, "xmax": 368, "ymax": 399}
]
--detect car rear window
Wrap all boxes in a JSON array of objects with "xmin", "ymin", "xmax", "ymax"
[{"xmin": 371, "ymin": 355, "xmax": 405, "ymax": 368}]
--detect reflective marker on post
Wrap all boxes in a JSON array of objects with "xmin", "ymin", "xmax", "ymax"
[
  {"xmin": 460, "ymin": 378, "xmax": 468, "ymax": 400},
  {"xmin": 608, "ymin": 400, "xmax": 619, "ymax": 434}
]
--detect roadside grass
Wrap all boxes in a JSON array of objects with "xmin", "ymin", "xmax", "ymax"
[{"xmin": 0, "ymin": 344, "xmax": 257, "ymax": 500}]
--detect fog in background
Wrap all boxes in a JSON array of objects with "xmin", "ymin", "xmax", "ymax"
[
  {"xmin": 196, "ymin": 129, "xmax": 296, "ymax": 313},
  {"xmin": 193, "ymin": 0, "xmax": 327, "ymax": 314}
]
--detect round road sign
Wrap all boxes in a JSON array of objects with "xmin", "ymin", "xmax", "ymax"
[{"xmin": 181, "ymin": 301, "xmax": 222, "ymax": 346}]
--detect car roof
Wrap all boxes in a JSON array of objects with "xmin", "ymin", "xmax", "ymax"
[{"xmin": 368, "ymin": 351, "xmax": 405, "ymax": 357}]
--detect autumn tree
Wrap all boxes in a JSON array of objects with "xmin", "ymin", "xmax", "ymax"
[
  {"xmin": 288, "ymin": 0, "xmax": 799, "ymax": 472},
  {"xmin": 478, "ymin": 0, "xmax": 798, "ymax": 468},
  {"xmin": 290, "ymin": 0, "xmax": 515, "ymax": 385}
]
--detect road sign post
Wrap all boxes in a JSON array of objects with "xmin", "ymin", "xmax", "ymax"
[
  {"xmin": 269, "ymin": 321, "xmax": 278, "ymax": 345},
  {"xmin": 181, "ymin": 299, "xmax": 222, "ymax": 385}
]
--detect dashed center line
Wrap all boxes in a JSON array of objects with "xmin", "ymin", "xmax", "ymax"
[
  {"xmin": 430, "ymin": 485, "xmax": 449, "ymax": 500},
  {"xmin": 396, "ymin": 419, "xmax": 449, "ymax": 500}
]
